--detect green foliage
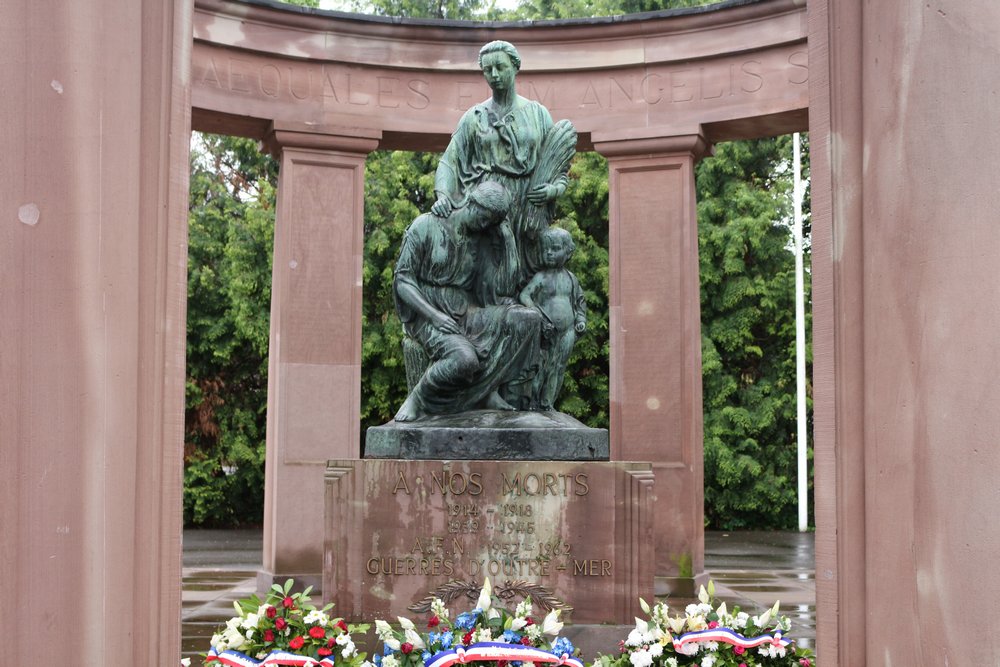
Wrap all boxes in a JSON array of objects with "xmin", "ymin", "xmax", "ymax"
[
  {"xmin": 492, "ymin": 0, "xmax": 719, "ymax": 20},
  {"xmin": 185, "ymin": 133, "xmax": 276, "ymax": 527},
  {"xmin": 360, "ymin": 150, "xmax": 438, "ymax": 431},
  {"xmin": 346, "ymin": 0, "xmax": 488, "ymax": 19},
  {"xmin": 697, "ymin": 136, "xmax": 812, "ymax": 529}
]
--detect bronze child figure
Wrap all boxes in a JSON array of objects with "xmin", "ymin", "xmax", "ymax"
[{"xmin": 518, "ymin": 226, "xmax": 587, "ymax": 411}]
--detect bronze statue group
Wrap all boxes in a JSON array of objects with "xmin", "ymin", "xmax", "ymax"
[{"xmin": 393, "ymin": 41, "xmax": 586, "ymax": 422}]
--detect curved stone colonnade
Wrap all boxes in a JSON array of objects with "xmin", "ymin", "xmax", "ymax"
[{"xmin": 189, "ymin": 0, "xmax": 808, "ymax": 615}]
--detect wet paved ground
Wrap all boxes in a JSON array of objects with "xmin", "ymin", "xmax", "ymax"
[{"xmin": 181, "ymin": 529, "xmax": 815, "ymax": 663}]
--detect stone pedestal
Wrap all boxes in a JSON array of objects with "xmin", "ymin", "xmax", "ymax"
[
  {"xmin": 324, "ymin": 459, "xmax": 653, "ymax": 625},
  {"xmin": 365, "ymin": 410, "xmax": 609, "ymax": 460}
]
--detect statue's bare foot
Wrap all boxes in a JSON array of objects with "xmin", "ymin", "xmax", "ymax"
[
  {"xmin": 485, "ymin": 391, "xmax": 515, "ymax": 411},
  {"xmin": 394, "ymin": 395, "xmax": 425, "ymax": 422}
]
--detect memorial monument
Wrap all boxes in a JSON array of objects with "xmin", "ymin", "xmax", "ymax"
[{"xmin": 326, "ymin": 41, "xmax": 652, "ymax": 626}]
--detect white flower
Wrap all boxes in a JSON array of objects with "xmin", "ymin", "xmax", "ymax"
[
  {"xmin": 526, "ymin": 624, "xmax": 542, "ymax": 641},
  {"xmin": 336, "ymin": 633, "xmax": 357, "ymax": 658},
  {"xmin": 666, "ymin": 617, "xmax": 686, "ymax": 635},
  {"xmin": 515, "ymin": 598, "xmax": 533, "ymax": 618},
  {"xmin": 375, "ymin": 619, "xmax": 395, "ymax": 641},
  {"xmin": 241, "ymin": 613, "xmax": 259, "ymax": 630},
  {"xmin": 305, "ymin": 609, "xmax": 330, "ymax": 626},
  {"xmin": 511, "ymin": 617, "xmax": 528, "ymax": 631},
  {"xmin": 649, "ymin": 643, "xmax": 663, "ymax": 658},
  {"xmin": 383, "ymin": 654, "xmax": 401, "ymax": 667},
  {"xmin": 472, "ymin": 627, "xmax": 493, "ymax": 642},
  {"xmin": 685, "ymin": 603, "xmax": 712, "ymax": 617},
  {"xmin": 700, "ymin": 655, "xmax": 715, "ymax": 667},
  {"xmin": 665, "ymin": 659, "xmax": 678, "ymax": 667},
  {"xmin": 625, "ymin": 628, "xmax": 645, "ymax": 647},
  {"xmin": 678, "ymin": 643, "xmax": 699, "ymax": 657},
  {"xmin": 398, "ymin": 616, "xmax": 416, "ymax": 631},
  {"xmin": 477, "ymin": 578, "xmax": 493, "ymax": 614},
  {"xmin": 180, "ymin": 659, "xmax": 191, "ymax": 667},
  {"xmin": 431, "ymin": 598, "xmax": 450, "ymax": 621},
  {"xmin": 687, "ymin": 615, "xmax": 708, "ymax": 631},
  {"xmin": 756, "ymin": 643, "xmax": 786, "ymax": 659},
  {"xmin": 223, "ymin": 627, "xmax": 245, "ymax": 650},
  {"xmin": 541, "ymin": 609, "xmax": 563, "ymax": 636},
  {"xmin": 628, "ymin": 649, "xmax": 653, "ymax": 667},
  {"xmin": 405, "ymin": 627, "xmax": 427, "ymax": 650}
]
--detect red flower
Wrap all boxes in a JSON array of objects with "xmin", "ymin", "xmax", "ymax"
[
  {"xmin": 524, "ymin": 618, "xmax": 534, "ymax": 626},
  {"xmin": 799, "ymin": 660, "xmax": 812, "ymax": 667},
  {"xmin": 462, "ymin": 631, "xmax": 474, "ymax": 646},
  {"xmin": 401, "ymin": 643, "xmax": 414, "ymax": 654},
  {"xmin": 337, "ymin": 619, "xmax": 350, "ymax": 633},
  {"xmin": 428, "ymin": 615, "xmax": 441, "ymax": 628},
  {"xmin": 263, "ymin": 629, "xmax": 275, "ymax": 643},
  {"xmin": 283, "ymin": 596, "xmax": 295, "ymax": 609},
  {"xmin": 521, "ymin": 636, "xmax": 533, "ymax": 646},
  {"xmin": 289, "ymin": 636, "xmax": 305, "ymax": 650},
  {"xmin": 265, "ymin": 606, "xmax": 277, "ymax": 619},
  {"xmin": 309, "ymin": 626, "xmax": 327, "ymax": 639},
  {"xmin": 708, "ymin": 621, "xmax": 718, "ymax": 629},
  {"xmin": 328, "ymin": 638, "xmax": 337, "ymax": 648},
  {"xmin": 276, "ymin": 617, "xmax": 289, "ymax": 630},
  {"xmin": 318, "ymin": 647, "xmax": 334, "ymax": 657},
  {"xmin": 733, "ymin": 645, "xmax": 745, "ymax": 655}
]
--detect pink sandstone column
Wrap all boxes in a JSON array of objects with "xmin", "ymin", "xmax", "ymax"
[
  {"xmin": 811, "ymin": 0, "xmax": 1000, "ymax": 663},
  {"xmin": 0, "ymin": 0, "xmax": 190, "ymax": 663},
  {"xmin": 260, "ymin": 123, "xmax": 381, "ymax": 589},
  {"xmin": 594, "ymin": 130, "xmax": 710, "ymax": 595}
]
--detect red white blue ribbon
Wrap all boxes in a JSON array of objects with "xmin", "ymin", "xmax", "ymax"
[
  {"xmin": 206, "ymin": 647, "xmax": 337, "ymax": 666},
  {"xmin": 424, "ymin": 642, "xmax": 583, "ymax": 667},
  {"xmin": 671, "ymin": 628, "xmax": 790, "ymax": 652}
]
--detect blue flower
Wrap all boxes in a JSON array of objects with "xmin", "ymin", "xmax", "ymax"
[
  {"xmin": 440, "ymin": 633, "xmax": 454, "ymax": 649},
  {"xmin": 455, "ymin": 612, "xmax": 477, "ymax": 630},
  {"xmin": 422, "ymin": 651, "xmax": 433, "ymax": 662},
  {"xmin": 502, "ymin": 630, "xmax": 522, "ymax": 644},
  {"xmin": 383, "ymin": 644, "xmax": 397, "ymax": 656},
  {"xmin": 551, "ymin": 638, "xmax": 575, "ymax": 656},
  {"xmin": 374, "ymin": 656, "xmax": 383, "ymax": 666}
]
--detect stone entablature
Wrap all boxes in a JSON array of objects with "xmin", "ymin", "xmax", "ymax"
[{"xmin": 192, "ymin": 0, "xmax": 807, "ymax": 148}]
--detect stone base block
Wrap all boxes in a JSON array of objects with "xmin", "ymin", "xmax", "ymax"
[
  {"xmin": 364, "ymin": 410, "xmax": 609, "ymax": 460},
  {"xmin": 324, "ymin": 458, "xmax": 652, "ymax": 625}
]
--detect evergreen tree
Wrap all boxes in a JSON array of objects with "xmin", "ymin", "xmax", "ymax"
[
  {"xmin": 697, "ymin": 136, "xmax": 811, "ymax": 529},
  {"xmin": 185, "ymin": 134, "xmax": 277, "ymax": 526}
]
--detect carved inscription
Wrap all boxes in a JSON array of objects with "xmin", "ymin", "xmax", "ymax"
[
  {"xmin": 192, "ymin": 49, "xmax": 808, "ymax": 113},
  {"xmin": 326, "ymin": 460, "xmax": 654, "ymax": 624},
  {"xmin": 364, "ymin": 467, "xmax": 613, "ymax": 580}
]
